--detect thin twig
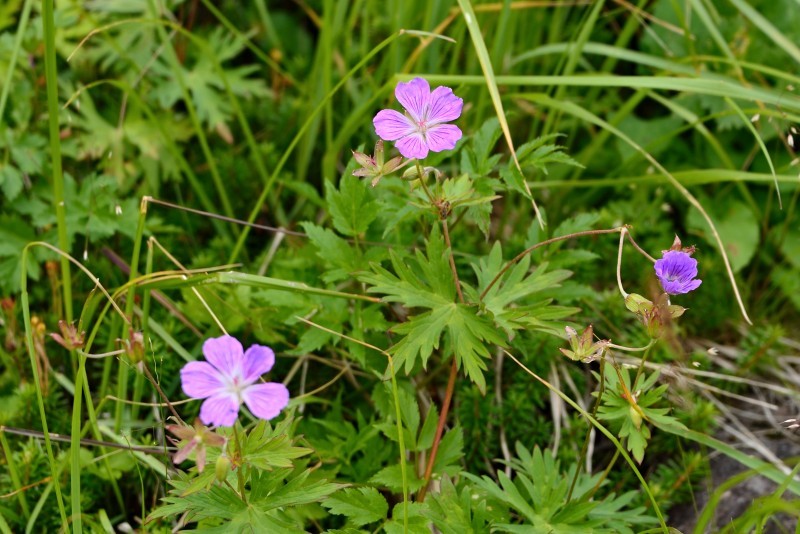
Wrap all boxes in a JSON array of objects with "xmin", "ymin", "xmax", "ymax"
[{"xmin": 0, "ymin": 425, "xmax": 172, "ymax": 455}]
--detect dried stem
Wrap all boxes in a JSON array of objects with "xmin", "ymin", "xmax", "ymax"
[{"xmin": 140, "ymin": 363, "xmax": 184, "ymax": 424}]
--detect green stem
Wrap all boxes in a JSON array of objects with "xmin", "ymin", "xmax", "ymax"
[
  {"xmin": 414, "ymin": 160, "xmax": 436, "ymax": 205},
  {"xmin": 0, "ymin": 0, "xmax": 33, "ymax": 132},
  {"xmin": 20, "ymin": 249, "xmax": 68, "ymax": 532},
  {"xmin": 232, "ymin": 425, "xmax": 247, "ymax": 504},
  {"xmin": 566, "ymin": 351, "xmax": 606, "ymax": 502},
  {"xmin": 120, "ymin": 198, "xmax": 149, "ymax": 426},
  {"xmin": 0, "ymin": 430, "xmax": 30, "ymax": 520},
  {"xmin": 146, "ymin": 0, "xmax": 234, "ymax": 219},
  {"xmin": 387, "ymin": 355, "xmax": 408, "ymax": 532},
  {"xmin": 419, "ymin": 216, "xmax": 463, "ymax": 502},
  {"xmin": 42, "ymin": 0, "xmax": 72, "ymax": 323}
]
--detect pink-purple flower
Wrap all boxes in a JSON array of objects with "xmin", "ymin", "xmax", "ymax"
[
  {"xmin": 654, "ymin": 250, "xmax": 702, "ymax": 295},
  {"xmin": 180, "ymin": 335, "xmax": 289, "ymax": 427},
  {"xmin": 373, "ymin": 77, "xmax": 463, "ymax": 160}
]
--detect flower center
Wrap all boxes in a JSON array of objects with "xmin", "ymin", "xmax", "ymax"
[{"xmin": 223, "ymin": 373, "xmax": 247, "ymax": 402}]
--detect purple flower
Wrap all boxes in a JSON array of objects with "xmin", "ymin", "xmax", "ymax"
[
  {"xmin": 373, "ymin": 77, "xmax": 463, "ymax": 160},
  {"xmin": 654, "ymin": 250, "xmax": 702, "ymax": 295},
  {"xmin": 180, "ymin": 335, "xmax": 289, "ymax": 427}
]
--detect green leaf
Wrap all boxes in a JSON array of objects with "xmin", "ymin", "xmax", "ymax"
[
  {"xmin": 517, "ymin": 133, "xmax": 583, "ymax": 175},
  {"xmin": 466, "ymin": 242, "xmax": 575, "ymax": 336},
  {"xmin": 322, "ymin": 487, "xmax": 388, "ymax": 526},
  {"xmin": 302, "ymin": 221, "xmax": 359, "ymax": 283},
  {"xmin": 0, "ymin": 214, "xmax": 41, "ymax": 293},
  {"xmin": 390, "ymin": 303, "xmax": 504, "ymax": 392},
  {"xmin": 0, "ymin": 164, "xmax": 23, "ymax": 201},
  {"xmin": 241, "ymin": 419, "xmax": 314, "ymax": 470},
  {"xmin": 384, "ymin": 503, "xmax": 431, "ymax": 534},
  {"xmin": 461, "ymin": 117, "xmax": 502, "ymax": 177},
  {"xmin": 369, "ymin": 463, "xmax": 424, "ymax": 493},
  {"xmin": 325, "ymin": 174, "xmax": 379, "ymax": 236},
  {"xmin": 359, "ymin": 225, "xmax": 454, "ymax": 308}
]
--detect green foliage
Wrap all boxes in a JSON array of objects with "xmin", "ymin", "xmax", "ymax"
[
  {"xmin": 3, "ymin": 0, "xmax": 799, "ymax": 531},
  {"xmin": 466, "ymin": 242, "xmax": 578, "ymax": 337},
  {"xmin": 360, "ymin": 227, "xmax": 506, "ymax": 391},
  {"xmin": 322, "ymin": 487, "xmax": 388, "ymax": 527},
  {"xmin": 149, "ymin": 419, "xmax": 340, "ymax": 531},
  {"xmin": 325, "ymin": 174, "xmax": 379, "ymax": 237},
  {"xmin": 597, "ymin": 364, "xmax": 686, "ymax": 464},
  {"xmin": 465, "ymin": 444, "xmax": 657, "ymax": 533}
]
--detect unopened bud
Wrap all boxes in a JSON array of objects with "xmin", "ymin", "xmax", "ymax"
[
  {"xmin": 629, "ymin": 405, "xmax": 643, "ymax": 429},
  {"xmin": 215, "ymin": 455, "xmax": 231, "ymax": 482},
  {"xmin": 121, "ymin": 329, "xmax": 145, "ymax": 364}
]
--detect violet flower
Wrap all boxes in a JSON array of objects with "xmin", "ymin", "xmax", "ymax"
[
  {"xmin": 373, "ymin": 77, "xmax": 463, "ymax": 160},
  {"xmin": 654, "ymin": 250, "xmax": 702, "ymax": 295},
  {"xmin": 180, "ymin": 335, "xmax": 289, "ymax": 427}
]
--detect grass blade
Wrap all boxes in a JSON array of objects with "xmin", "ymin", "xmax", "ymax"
[{"xmin": 455, "ymin": 0, "xmax": 544, "ymax": 227}]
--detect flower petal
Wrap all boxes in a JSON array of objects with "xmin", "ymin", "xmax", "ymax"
[
  {"xmin": 425, "ymin": 124, "xmax": 462, "ymax": 153},
  {"xmin": 374, "ymin": 109, "xmax": 417, "ymax": 141},
  {"xmin": 427, "ymin": 86, "xmax": 463, "ymax": 124},
  {"xmin": 395, "ymin": 132, "xmax": 429, "ymax": 159},
  {"xmin": 395, "ymin": 77, "xmax": 430, "ymax": 122},
  {"xmin": 172, "ymin": 439, "xmax": 197, "ymax": 465},
  {"xmin": 199, "ymin": 393, "xmax": 240, "ymax": 427},
  {"xmin": 242, "ymin": 344, "xmax": 275, "ymax": 383},
  {"xmin": 242, "ymin": 383, "xmax": 290, "ymax": 421},
  {"xmin": 202, "ymin": 335, "xmax": 244, "ymax": 377},
  {"xmin": 181, "ymin": 361, "xmax": 224, "ymax": 399}
]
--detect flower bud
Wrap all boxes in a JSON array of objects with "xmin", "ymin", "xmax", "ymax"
[
  {"xmin": 119, "ymin": 329, "xmax": 145, "ymax": 367},
  {"xmin": 215, "ymin": 454, "xmax": 231, "ymax": 482},
  {"xmin": 629, "ymin": 405, "xmax": 643, "ymax": 429}
]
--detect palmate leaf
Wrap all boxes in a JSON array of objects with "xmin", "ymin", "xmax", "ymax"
[
  {"xmin": 423, "ymin": 478, "xmax": 503, "ymax": 533},
  {"xmin": 360, "ymin": 225, "xmax": 455, "ymax": 308},
  {"xmin": 359, "ymin": 228, "xmax": 517, "ymax": 391},
  {"xmin": 150, "ymin": 26, "xmax": 271, "ymax": 130},
  {"xmin": 325, "ymin": 174, "xmax": 379, "ymax": 237},
  {"xmin": 241, "ymin": 419, "xmax": 313, "ymax": 471},
  {"xmin": 0, "ymin": 214, "xmax": 41, "ymax": 293},
  {"xmin": 322, "ymin": 487, "xmax": 388, "ymax": 527},
  {"xmin": 597, "ymin": 364, "xmax": 686, "ymax": 464},
  {"xmin": 465, "ymin": 242, "xmax": 577, "ymax": 337},
  {"xmin": 464, "ymin": 445, "xmax": 657, "ymax": 533},
  {"xmin": 389, "ymin": 304, "xmax": 504, "ymax": 392}
]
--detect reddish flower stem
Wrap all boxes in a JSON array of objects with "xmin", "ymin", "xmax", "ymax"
[{"xmin": 418, "ymin": 217, "xmax": 463, "ymax": 502}]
